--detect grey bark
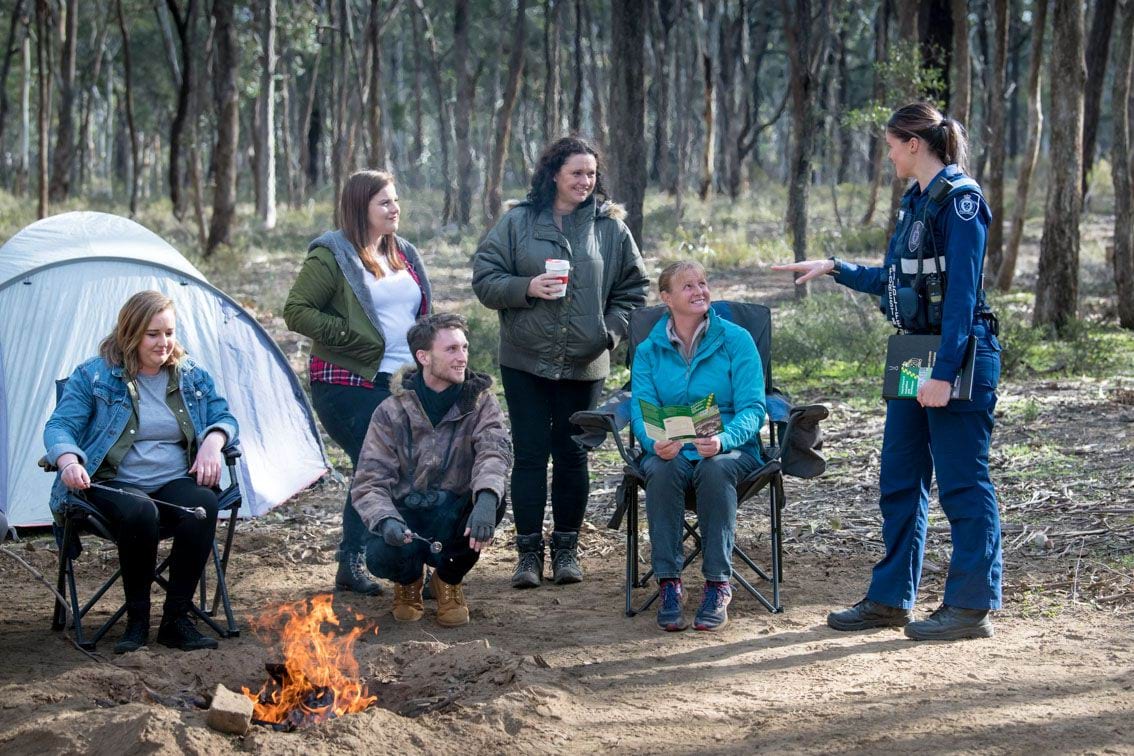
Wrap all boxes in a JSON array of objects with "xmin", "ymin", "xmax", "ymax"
[
  {"xmin": 983, "ymin": 0, "xmax": 1008, "ymax": 276},
  {"xmin": 1033, "ymin": 0, "xmax": 1085, "ymax": 331},
  {"xmin": 609, "ymin": 0, "xmax": 647, "ymax": 245},
  {"xmin": 411, "ymin": 0, "xmax": 454, "ymax": 223},
  {"xmin": 1112, "ymin": 0, "xmax": 1134, "ymax": 328},
  {"xmin": 454, "ymin": 0, "xmax": 474, "ymax": 225},
  {"xmin": 997, "ymin": 0, "xmax": 1047, "ymax": 292},
  {"xmin": 951, "ymin": 0, "xmax": 971, "ymax": 124},
  {"xmin": 1081, "ymin": 0, "xmax": 1118, "ymax": 196},
  {"xmin": 48, "ymin": 0, "xmax": 76, "ymax": 202},
  {"xmin": 485, "ymin": 0, "xmax": 528, "ymax": 225},
  {"xmin": 207, "ymin": 0, "xmax": 239, "ymax": 255},
  {"xmin": 256, "ymin": 0, "xmax": 276, "ymax": 229},
  {"xmin": 542, "ymin": 0, "xmax": 561, "ymax": 142}
]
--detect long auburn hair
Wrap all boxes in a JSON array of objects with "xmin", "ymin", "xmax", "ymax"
[
  {"xmin": 99, "ymin": 291, "xmax": 185, "ymax": 377},
  {"xmin": 886, "ymin": 102, "xmax": 970, "ymax": 172},
  {"xmin": 525, "ymin": 136, "xmax": 609, "ymax": 211},
  {"xmin": 338, "ymin": 170, "xmax": 405, "ymax": 278}
]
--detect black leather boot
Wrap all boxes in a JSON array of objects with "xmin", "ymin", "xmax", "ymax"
[
  {"xmin": 511, "ymin": 534, "xmax": 545, "ymax": 589},
  {"xmin": 550, "ymin": 531, "xmax": 583, "ymax": 585},
  {"xmin": 335, "ymin": 551, "xmax": 385, "ymax": 596},
  {"xmin": 156, "ymin": 599, "xmax": 219, "ymax": 651},
  {"xmin": 827, "ymin": 598, "xmax": 913, "ymax": 631},
  {"xmin": 114, "ymin": 600, "xmax": 150, "ymax": 654}
]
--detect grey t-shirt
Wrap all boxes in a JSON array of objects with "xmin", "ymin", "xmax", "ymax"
[{"xmin": 113, "ymin": 371, "xmax": 189, "ymax": 491}]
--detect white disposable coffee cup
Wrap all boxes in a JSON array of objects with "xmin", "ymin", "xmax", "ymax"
[{"xmin": 545, "ymin": 258, "xmax": 570, "ymax": 298}]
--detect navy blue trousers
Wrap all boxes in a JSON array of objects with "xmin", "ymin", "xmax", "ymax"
[{"xmin": 867, "ymin": 328, "xmax": 1003, "ymax": 610}]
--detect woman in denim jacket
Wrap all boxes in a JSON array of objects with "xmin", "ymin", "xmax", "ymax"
[{"xmin": 44, "ymin": 291, "xmax": 238, "ymax": 654}]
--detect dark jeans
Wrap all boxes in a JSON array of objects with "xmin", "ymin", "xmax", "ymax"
[
  {"xmin": 310, "ymin": 376, "xmax": 392, "ymax": 560},
  {"xmin": 500, "ymin": 365, "xmax": 603, "ymax": 536},
  {"xmin": 364, "ymin": 493, "xmax": 506, "ymax": 585},
  {"xmin": 84, "ymin": 477, "xmax": 219, "ymax": 611}
]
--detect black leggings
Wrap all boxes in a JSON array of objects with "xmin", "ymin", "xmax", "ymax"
[
  {"xmin": 501, "ymin": 365, "xmax": 603, "ymax": 536},
  {"xmin": 84, "ymin": 477, "xmax": 219, "ymax": 610}
]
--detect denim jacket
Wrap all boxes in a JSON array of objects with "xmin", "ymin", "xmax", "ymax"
[{"xmin": 43, "ymin": 356, "xmax": 239, "ymax": 513}]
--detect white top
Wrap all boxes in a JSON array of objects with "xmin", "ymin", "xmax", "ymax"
[{"xmin": 365, "ymin": 256, "xmax": 422, "ymax": 374}]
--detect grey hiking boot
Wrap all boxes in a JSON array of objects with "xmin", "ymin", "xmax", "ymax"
[
  {"xmin": 335, "ymin": 552, "xmax": 384, "ymax": 596},
  {"xmin": 904, "ymin": 604, "xmax": 994, "ymax": 641},
  {"xmin": 511, "ymin": 534, "xmax": 545, "ymax": 589},
  {"xmin": 827, "ymin": 598, "xmax": 913, "ymax": 631},
  {"xmin": 550, "ymin": 531, "xmax": 583, "ymax": 585}
]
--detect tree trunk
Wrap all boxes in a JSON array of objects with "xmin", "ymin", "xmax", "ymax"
[
  {"xmin": 114, "ymin": 0, "xmax": 139, "ymax": 215},
  {"xmin": 650, "ymin": 0, "xmax": 678, "ymax": 190},
  {"xmin": 951, "ymin": 0, "xmax": 971, "ymax": 127},
  {"xmin": 1081, "ymin": 0, "xmax": 1119, "ymax": 196},
  {"xmin": 570, "ymin": 0, "xmax": 582, "ymax": 132},
  {"xmin": 860, "ymin": 0, "xmax": 890, "ymax": 226},
  {"xmin": 608, "ymin": 0, "xmax": 647, "ymax": 245},
  {"xmin": 48, "ymin": 0, "xmax": 76, "ymax": 202},
  {"xmin": 1034, "ymin": 0, "xmax": 1085, "ymax": 331},
  {"xmin": 542, "ymin": 0, "xmax": 561, "ymax": 142},
  {"xmin": 17, "ymin": 16, "xmax": 30, "ymax": 196},
  {"xmin": 279, "ymin": 57, "xmax": 296, "ymax": 207},
  {"xmin": 718, "ymin": 4, "xmax": 743, "ymax": 199},
  {"xmin": 207, "ymin": 0, "xmax": 239, "ymax": 255},
  {"xmin": 921, "ymin": 0, "xmax": 953, "ymax": 106},
  {"xmin": 163, "ymin": 0, "xmax": 195, "ymax": 219},
  {"xmin": 782, "ymin": 0, "xmax": 830, "ymax": 299},
  {"xmin": 298, "ymin": 46, "xmax": 322, "ymax": 196},
  {"xmin": 410, "ymin": 9, "xmax": 424, "ymax": 168},
  {"xmin": 696, "ymin": 0, "xmax": 716, "ymax": 201},
  {"xmin": 582, "ymin": 0, "xmax": 606, "ymax": 152},
  {"xmin": 34, "ymin": 0, "xmax": 49, "ymax": 217},
  {"xmin": 76, "ymin": 14, "xmax": 108, "ymax": 193},
  {"xmin": 256, "ymin": 0, "xmax": 276, "ymax": 229},
  {"xmin": 485, "ymin": 0, "xmax": 527, "ymax": 225},
  {"xmin": 1111, "ymin": 0, "xmax": 1134, "ymax": 328},
  {"xmin": 0, "ymin": 0, "xmax": 26, "ymax": 177},
  {"xmin": 997, "ymin": 0, "xmax": 1047, "ymax": 292},
  {"xmin": 412, "ymin": 0, "xmax": 454, "ymax": 223},
  {"xmin": 454, "ymin": 0, "xmax": 474, "ymax": 226},
  {"xmin": 673, "ymin": 9, "xmax": 690, "ymax": 218},
  {"xmin": 983, "ymin": 0, "xmax": 1009, "ymax": 276},
  {"xmin": 364, "ymin": 0, "xmax": 401, "ymax": 171}
]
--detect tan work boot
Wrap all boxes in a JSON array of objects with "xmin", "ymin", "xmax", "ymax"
[
  {"xmin": 392, "ymin": 577, "xmax": 425, "ymax": 622},
  {"xmin": 431, "ymin": 571, "xmax": 469, "ymax": 627}
]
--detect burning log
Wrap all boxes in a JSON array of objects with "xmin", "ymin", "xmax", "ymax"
[{"xmin": 242, "ymin": 594, "xmax": 378, "ymax": 730}]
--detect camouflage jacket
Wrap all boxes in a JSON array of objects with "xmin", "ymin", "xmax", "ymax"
[{"xmin": 351, "ymin": 366, "xmax": 513, "ymax": 531}]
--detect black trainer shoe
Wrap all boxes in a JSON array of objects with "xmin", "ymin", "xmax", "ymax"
[
  {"xmin": 335, "ymin": 552, "xmax": 384, "ymax": 596},
  {"xmin": 113, "ymin": 617, "xmax": 150, "ymax": 654},
  {"xmin": 550, "ymin": 531, "xmax": 583, "ymax": 585},
  {"xmin": 156, "ymin": 614, "xmax": 220, "ymax": 651},
  {"xmin": 904, "ymin": 604, "xmax": 994, "ymax": 641},
  {"xmin": 511, "ymin": 534, "xmax": 544, "ymax": 589},
  {"xmin": 827, "ymin": 598, "xmax": 913, "ymax": 631}
]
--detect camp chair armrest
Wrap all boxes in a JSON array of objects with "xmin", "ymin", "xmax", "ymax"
[
  {"xmin": 570, "ymin": 410, "xmax": 639, "ymax": 467},
  {"xmin": 222, "ymin": 444, "xmax": 242, "ymax": 465}
]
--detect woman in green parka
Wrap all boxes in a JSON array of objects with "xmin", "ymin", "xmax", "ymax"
[{"xmin": 472, "ymin": 136, "xmax": 649, "ymax": 589}]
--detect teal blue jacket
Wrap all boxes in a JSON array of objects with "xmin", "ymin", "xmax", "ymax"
[{"xmin": 630, "ymin": 309, "xmax": 766, "ymax": 461}]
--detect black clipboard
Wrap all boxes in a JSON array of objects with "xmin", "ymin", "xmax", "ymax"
[{"xmin": 882, "ymin": 334, "xmax": 977, "ymax": 401}]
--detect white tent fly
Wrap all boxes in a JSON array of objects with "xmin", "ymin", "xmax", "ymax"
[{"xmin": 0, "ymin": 211, "xmax": 329, "ymax": 527}]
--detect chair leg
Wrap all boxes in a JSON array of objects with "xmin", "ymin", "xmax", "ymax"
[
  {"xmin": 210, "ymin": 505, "xmax": 238, "ymax": 617},
  {"xmin": 64, "ymin": 547, "xmax": 92, "ymax": 650},
  {"xmin": 52, "ymin": 521, "xmax": 73, "ymax": 631},
  {"xmin": 625, "ymin": 486, "xmax": 638, "ymax": 617},
  {"xmin": 209, "ymin": 540, "xmax": 239, "ymax": 636}
]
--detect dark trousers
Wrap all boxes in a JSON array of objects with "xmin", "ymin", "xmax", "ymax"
[
  {"xmin": 310, "ymin": 376, "xmax": 392, "ymax": 560},
  {"xmin": 84, "ymin": 477, "xmax": 219, "ymax": 613},
  {"xmin": 365, "ymin": 494, "xmax": 505, "ymax": 585},
  {"xmin": 500, "ymin": 365, "xmax": 603, "ymax": 536}
]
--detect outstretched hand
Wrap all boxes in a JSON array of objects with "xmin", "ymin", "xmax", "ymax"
[{"xmin": 771, "ymin": 259, "xmax": 834, "ymax": 284}]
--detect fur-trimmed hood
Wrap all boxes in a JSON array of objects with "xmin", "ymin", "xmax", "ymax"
[{"xmin": 389, "ymin": 363, "xmax": 496, "ymax": 416}]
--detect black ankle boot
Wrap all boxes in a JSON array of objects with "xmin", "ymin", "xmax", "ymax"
[
  {"xmin": 511, "ymin": 534, "xmax": 545, "ymax": 589},
  {"xmin": 114, "ymin": 601, "xmax": 150, "ymax": 654},
  {"xmin": 335, "ymin": 551, "xmax": 384, "ymax": 596},
  {"xmin": 157, "ymin": 601, "xmax": 219, "ymax": 651},
  {"xmin": 550, "ymin": 531, "xmax": 583, "ymax": 585}
]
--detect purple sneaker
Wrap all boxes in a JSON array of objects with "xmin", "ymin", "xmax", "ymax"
[
  {"xmin": 656, "ymin": 579, "xmax": 688, "ymax": 632},
  {"xmin": 693, "ymin": 581, "xmax": 732, "ymax": 631}
]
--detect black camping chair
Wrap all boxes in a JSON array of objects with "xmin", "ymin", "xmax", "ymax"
[
  {"xmin": 41, "ymin": 378, "xmax": 242, "ymax": 650},
  {"xmin": 572, "ymin": 302, "xmax": 828, "ymax": 616}
]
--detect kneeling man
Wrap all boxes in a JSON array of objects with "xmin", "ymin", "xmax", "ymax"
[{"xmin": 352, "ymin": 313, "xmax": 512, "ymax": 627}]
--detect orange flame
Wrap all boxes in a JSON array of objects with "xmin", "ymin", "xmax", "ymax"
[{"xmin": 242, "ymin": 594, "xmax": 377, "ymax": 727}]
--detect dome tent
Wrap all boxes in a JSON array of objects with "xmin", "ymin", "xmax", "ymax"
[{"xmin": 0, "ymin": 211, "xmax": 329, "ymax": 527}]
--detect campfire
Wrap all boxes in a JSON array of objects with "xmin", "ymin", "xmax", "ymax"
[{"xmin": 243, "ymin": 594, "xmax": 377, "ymax": 730}]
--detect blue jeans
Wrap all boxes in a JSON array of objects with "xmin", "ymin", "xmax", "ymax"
[
  {"xmin": 310, "ymin": 376, "xmax": 392, "ymax": 560},
  {"xmin": 641, "ymin": 450, "xmax": 761, "ymax": 582},
  {"xmin": 365, "ymin": 493, "xmax": 501, "ymax": 585}
]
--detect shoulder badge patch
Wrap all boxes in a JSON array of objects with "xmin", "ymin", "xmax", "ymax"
[{"xmin": 954, "ymin": 193, "xmax": 980, "ymax": 221}]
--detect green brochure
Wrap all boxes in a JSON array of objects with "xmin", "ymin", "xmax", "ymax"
[{"xmin": 638, "ymin": 394, "xmax": 723, "ymax": 442}]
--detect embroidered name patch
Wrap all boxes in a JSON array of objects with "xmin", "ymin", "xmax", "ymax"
[{"xmin": 954, "ymin": 193, "xmax": 979, "ymax": 221}]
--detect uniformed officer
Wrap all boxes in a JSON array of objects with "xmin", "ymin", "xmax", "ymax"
[{"xmin": 773, "ymin": 102, "xmax": 1003, "ymax": 641}]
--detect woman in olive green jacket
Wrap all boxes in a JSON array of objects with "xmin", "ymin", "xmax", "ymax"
[
  {"xmin": 284, "ymin": 170, "xmax": 432, "ymax": 595},
  {"xmin": 473, "ymin": 136, "xmax": 648, "ymax": 589}
]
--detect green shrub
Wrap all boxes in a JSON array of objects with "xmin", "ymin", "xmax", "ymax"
[
  {"xmin": 462, "ymin": 304, "xmax": 501, "ymax": 382},
  {"xmin": 772, "ymin": 291, "xmax": 892, "ymax": 381}
]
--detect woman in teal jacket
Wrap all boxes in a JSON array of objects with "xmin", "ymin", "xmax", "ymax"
[{"xmin": 630, "ymin": 261, "xmax": 766, "ymax": 632}]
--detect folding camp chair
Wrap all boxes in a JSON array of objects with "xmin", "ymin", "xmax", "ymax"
[
  {"xmin": 572, "ymin": 301, "xmax": 828, "ymax": 616},
  {"xmin": 41, "ymin": 379, "xmax": 242, "ymax": 650}
]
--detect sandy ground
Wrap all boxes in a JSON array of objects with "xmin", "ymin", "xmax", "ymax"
[{"xmin": 2, "ymin": 484, "xmax": 1132, "ymax": 755}]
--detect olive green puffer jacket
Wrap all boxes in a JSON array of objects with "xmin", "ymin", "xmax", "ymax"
[{"xmin": 472, "ymin": 196, "xmax": 648, "ymax": 381}]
